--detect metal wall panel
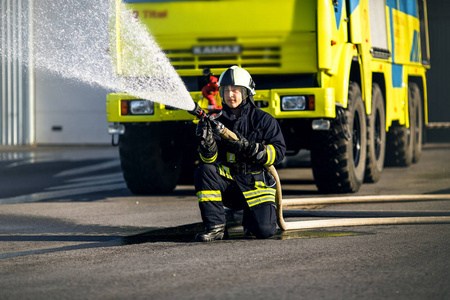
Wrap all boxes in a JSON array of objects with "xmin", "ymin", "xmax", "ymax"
[
  {"xmin": 426, "ymin": 0, "xmax": 450, "ymax": 123},
  {"xmin": 0, "ymin": 0, "xmax": 34, "ymax": 145},
  {"xmin": 425, "ymin": 0, "xmax": 450, "ymax": 142}
]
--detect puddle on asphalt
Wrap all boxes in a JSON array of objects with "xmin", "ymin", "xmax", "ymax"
[
  {"xmin": 121, "ymin": 224, "xmax": 366, "ymax": 244},
  {"xmin": 273, "ymin": 230, "xmax": 365, "ymax": 240}
]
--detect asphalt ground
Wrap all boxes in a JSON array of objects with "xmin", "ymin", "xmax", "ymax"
[{"xmin": 0, "ymin": 144, "xmax": 449, "ymax": 299}]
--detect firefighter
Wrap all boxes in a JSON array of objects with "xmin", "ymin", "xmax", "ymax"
[
  {"xmin": 194, "ymin": 66, "xmax": 286, "ymax": 241},
  {"xmin": 201, "ymin": 68, "xmax": 221, "ymax": 110}
]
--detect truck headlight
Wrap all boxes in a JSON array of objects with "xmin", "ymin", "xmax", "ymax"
[
  {"xmin": 129, "ymin": 100, "xmax": 154, "ymax": 115},
  {"xmin": 281, "ymin": 95, "xmax": 315, "ymax": 111},
  {"xmin": 281, "ymin": 96, "xmax": 306, "ymax": 111}
]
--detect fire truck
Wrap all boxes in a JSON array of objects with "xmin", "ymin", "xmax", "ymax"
[{"xmin": 107, "ymin": 0, "xmax": 430, "ymax": 194}]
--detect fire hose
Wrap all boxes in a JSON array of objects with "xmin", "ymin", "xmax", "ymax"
[
  {"xmin": 188, "ymin": 104, "xmax": 450, "ymax": 231},
  {"xmin": 189, "ymin": 103, "xmax": 287, "ymax": 230}
]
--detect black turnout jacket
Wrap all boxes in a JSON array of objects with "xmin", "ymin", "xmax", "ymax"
[{"xmin": 199, "ymin": 99, "xmax": 286, "ymax": 183}]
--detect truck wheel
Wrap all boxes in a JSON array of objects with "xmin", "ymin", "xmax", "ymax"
[
  {"xmin": 385, "ymin": 88, "xmax": 414, "ymax": 167},
  {"xmin": 311, "ymin": 82, "xmax": 367, "ymax": 193},
  {"xmin": 410, "ymin": 83, "xmax": 423, "ymax": 163},
  {"xmin": 364, "ymin": 83, "xmax": 386, "ymax": 183},
  {"xmin": 119, "ymin": 123, "xmax": 183, "ymax": 194}
]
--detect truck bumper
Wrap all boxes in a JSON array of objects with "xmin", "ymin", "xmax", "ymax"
[{"xmin": 106, "ymin": 87, "xmax": 335, "ymax": 123}]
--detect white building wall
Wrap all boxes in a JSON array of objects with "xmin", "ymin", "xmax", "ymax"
[{"xmin": 34, "ymin": 71, "xmax": 110, "ymax": 144}]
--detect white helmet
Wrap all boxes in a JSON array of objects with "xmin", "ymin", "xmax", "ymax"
[{"xmin": 218, "ymin": 66, "xmax": 256, "ymax": 97}]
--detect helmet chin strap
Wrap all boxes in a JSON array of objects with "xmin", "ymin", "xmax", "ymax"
[{"xmin": 237, "ymin": 88, "xmax": 248, "ymax": 107}]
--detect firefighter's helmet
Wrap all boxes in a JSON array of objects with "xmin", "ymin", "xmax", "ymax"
[{"xmin": 218, "ymin": 66, "xmax": 256, "ymax": 99}]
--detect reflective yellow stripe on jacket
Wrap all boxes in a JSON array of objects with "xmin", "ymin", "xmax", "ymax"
[
  {"xmin": 199, "ymin": 152, "xmax": 217, "ymax": 164},
  {"xmin": 197, "ymin": 190, "xmax": 221, "ymax": 202},
  {"xmin": 264, "ymin": 144, "xmax": 276, "ymax": 166},
  {"xmin": 218, "ymin": 164, "xmax": 233, "ymax": 180},
  {"xmin": 243, "ymin": 181, "xmax": 276, "ymax": 207}
]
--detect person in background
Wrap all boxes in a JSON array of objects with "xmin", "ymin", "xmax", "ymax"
[{"xmin": 201, "ymin": 68, "xmax": 221, "ymax": 110}]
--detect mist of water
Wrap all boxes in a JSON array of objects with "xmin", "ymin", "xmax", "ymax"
[{"xmin": 1, "ymin": 0, "xmax": 195, "ymax": 111}]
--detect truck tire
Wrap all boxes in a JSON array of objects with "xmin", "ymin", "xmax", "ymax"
[
  {"xmin": 119, "ymin": 123, "xmax": 183, "ymax": 194},
  {"xmin": 385, "ymin": 87, "xmax": 415, "ymax": 167},
  {"xmin": 311, "ymin": 82, "xmax": 367, "ymax": 193},
  {"xmin": 410, "ymin": 83, "xmax": 423, "ymax": 163},
  {"xmin": 364, "ymin": 83, "xmax": 386, "ymax": 183}
]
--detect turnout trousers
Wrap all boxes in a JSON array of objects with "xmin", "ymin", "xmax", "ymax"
[{"xmin": 194, "ymin": 163, "xmax": 278, "ymax": 239}]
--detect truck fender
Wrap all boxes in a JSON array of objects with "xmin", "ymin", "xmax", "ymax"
[{"xmin": 329, "ymin": 43, "xmax": 358, "ymax": 108}]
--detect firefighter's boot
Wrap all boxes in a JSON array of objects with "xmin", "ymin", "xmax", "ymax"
[{"xmin": 195, "ymin": 224, "xmax": 228, "ymax": 242}]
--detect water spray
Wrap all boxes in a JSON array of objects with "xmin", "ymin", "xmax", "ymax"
[{"xmin": 1, "ymin": 0, "xmax": 195, "ymax": 112}]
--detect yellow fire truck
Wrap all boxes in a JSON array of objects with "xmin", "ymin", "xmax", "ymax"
[{"xmin": 107, "ymin": 0, "xmax": 430, "ymax": 194}]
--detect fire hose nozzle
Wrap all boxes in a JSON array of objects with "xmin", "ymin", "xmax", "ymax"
[
  {"xmin": 188, "ymin": 102, "xmax": 205, "ymax": 119},
  {"xmin": 188, "ymin": 102, "xmax": 227, "ymax": 138}
]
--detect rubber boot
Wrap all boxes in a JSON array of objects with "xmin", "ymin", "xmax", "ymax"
[{"xmin": 195, "ymin": 224, "xmax": 228, "ymax": 242}]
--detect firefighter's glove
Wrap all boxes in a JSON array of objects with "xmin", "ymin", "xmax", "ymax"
[
  {"xmin": 196, "ymin": 118, "xmax": 217, "ymax": 155},
  {"xmin": 224, "ymin": 132, "xmax": 250, "ymax": 154},
  {"xmin": 225, "ymin": 133, "xmax": 268, "ymax": 164},
  {"xmin": 245, "ymin": 141, "xmax": 268, "ymax": 164}
]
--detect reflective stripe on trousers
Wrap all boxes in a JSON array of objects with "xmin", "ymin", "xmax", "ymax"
[{"xmin": 243, "ymin": 181, "xmax": 276, "ymax": 207}]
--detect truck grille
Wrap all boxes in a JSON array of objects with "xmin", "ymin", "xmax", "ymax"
[{"xmin": 164, "ymin": 46, "xmax": 281, "ymax": 70}]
